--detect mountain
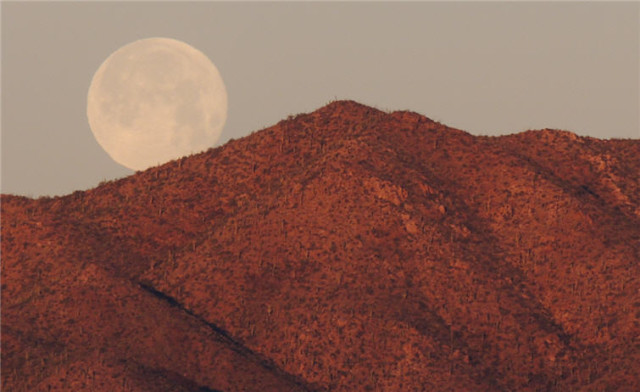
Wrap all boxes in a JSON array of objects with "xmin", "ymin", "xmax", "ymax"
[{"xmin": 2, "ymin": 100, "xmax": 639, "ymax": 391}]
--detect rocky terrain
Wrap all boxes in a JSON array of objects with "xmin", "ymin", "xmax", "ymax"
[{"xmin": 2, "ymin": 100, "xmax": 639, "ymax": 391}]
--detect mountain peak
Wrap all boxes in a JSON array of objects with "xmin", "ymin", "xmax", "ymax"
[{"xmin": 2, "ymin": 103, "xmax": 639, "ymax": 391}]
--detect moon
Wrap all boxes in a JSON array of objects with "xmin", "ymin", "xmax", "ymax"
[{"xmin": 87, "ymin": 37, "xmax": 227, "ymax": 171}]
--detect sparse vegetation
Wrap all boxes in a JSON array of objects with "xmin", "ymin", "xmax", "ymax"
[{"xmin": 2, "ymin": 100, "xmax": 639, "ymax": 391}]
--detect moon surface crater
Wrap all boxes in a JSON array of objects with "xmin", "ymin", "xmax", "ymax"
[{"xmin": 87, "ymin": 37, "xmax": 227, "ymax": 170}]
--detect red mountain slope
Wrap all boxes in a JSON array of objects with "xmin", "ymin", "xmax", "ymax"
[{"xmin": 2, "ymin": 100, "xmax": 639, "ymax": 391}]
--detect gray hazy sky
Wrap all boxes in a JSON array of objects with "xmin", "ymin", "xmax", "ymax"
[{"xmin": 2, "ymin": 1, "xmax": 639, "ymax": 197}]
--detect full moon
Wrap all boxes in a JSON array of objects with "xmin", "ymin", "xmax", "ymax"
[{"xmin": 87, "ymin": 37, "xmax": 227, "ymax": 170}]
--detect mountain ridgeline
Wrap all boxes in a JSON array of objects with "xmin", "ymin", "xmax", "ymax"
[{"xmin": 2, "ymin": 100, "xmax": 639, "ymax": 391}]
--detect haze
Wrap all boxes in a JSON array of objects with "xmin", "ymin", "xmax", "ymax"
[{"xmin": 1, "ymin": 1, "xmax": 638, "ymax": 197}]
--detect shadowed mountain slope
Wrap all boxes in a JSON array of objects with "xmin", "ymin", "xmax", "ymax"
[{"xmin": 2, "ymin": 100, "xmax": 639, "ymax": 391}]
